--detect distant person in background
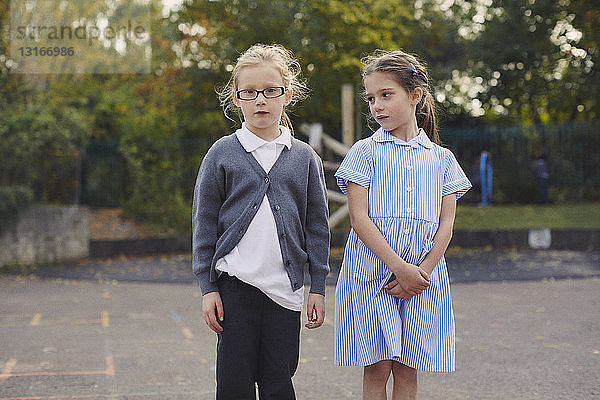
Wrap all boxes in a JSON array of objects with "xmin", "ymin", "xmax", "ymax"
[
  {"xmin": 479, "ymin": 150, "xmax": 493, "ymax": 207},
  {"xmin": 535, "ymin": 154, "xmax": 550, "ymax": 204}
]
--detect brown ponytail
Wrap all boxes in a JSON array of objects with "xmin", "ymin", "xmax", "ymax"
[{"xmin": 416, "ymin": 90, "xmax": 438, "ymax": 144}]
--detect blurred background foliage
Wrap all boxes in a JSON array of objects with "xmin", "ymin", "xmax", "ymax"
[{"xmin": 0, "ymin": 0, "xmax": 598, "ymax": 233}]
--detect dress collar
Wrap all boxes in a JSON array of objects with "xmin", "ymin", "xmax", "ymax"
[
  {"xmin": 236, "ymin": 122, "xmax": 292, "ymax": 153},
  {"xmin": 372, "ymin": 127, "xmax": 433, "ymax": 149}
]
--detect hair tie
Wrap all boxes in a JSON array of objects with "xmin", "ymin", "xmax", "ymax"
[{"xmin": 410, "ymin": 63, "xmax": 418, "ymax": 76}]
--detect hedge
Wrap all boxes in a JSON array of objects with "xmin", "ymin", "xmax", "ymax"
[{"xmin": 0, "ymin": 186, "xmax": 33, "ymax": 232}]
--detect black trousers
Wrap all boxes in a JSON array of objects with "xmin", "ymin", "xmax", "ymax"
[{"xmin": 215, "ymin": 274, "xmax": 301, "ymax": 400}]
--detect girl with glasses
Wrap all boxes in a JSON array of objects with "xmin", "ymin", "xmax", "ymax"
[{"xmin": 192, "ymin": 43, "xmax": 330, "ymax": 400}]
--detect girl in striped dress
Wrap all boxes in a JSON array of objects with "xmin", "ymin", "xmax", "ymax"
[{"xmin": 334, "ymin": 50, "xmax": 471, "ymax": 399}]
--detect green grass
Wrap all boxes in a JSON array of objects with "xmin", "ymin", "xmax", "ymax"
[
  {"xmin": 0, "ymin": 263, "xmax": 36, "ymax": 275},
  {"xmin": 454, "ymin": 203, "xmax": 600, "ymax": 230}
]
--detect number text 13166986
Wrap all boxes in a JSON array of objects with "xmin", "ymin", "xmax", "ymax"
[{"xmin": 18, "ymin": 47, "xmax": 75, "ymax": 56}]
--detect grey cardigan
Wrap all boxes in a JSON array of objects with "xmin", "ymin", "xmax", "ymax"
[{"xmin": 192, "ymin": 133, "xmax": 330, "ymax": 296}]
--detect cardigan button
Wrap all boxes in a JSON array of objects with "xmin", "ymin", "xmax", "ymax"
[
  {"xmin": 274, "ymin": 205, "xmax": 280, "ymax": 211},
  {"xmin": 264, "ymin": 177, "xmax": 270, "ymax": 184}
]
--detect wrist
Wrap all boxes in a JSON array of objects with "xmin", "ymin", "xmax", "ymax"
[
  {"xmin": 391, "ymin": 259, "xmax": 412, "ymax": 277},
  {"xmin": 420, "ymin": 263, "xmax": 434, "ymax": 276}
]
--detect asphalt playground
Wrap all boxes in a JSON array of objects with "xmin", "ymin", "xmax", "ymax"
[{"xmin": 0, "ymin": 249, "xmax": 599, "ymax": 399}]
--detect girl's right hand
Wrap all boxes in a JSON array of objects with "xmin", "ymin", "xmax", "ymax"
[
  {"xmin": 202, "ymin": 291, "xmax": 224, "ymax": 334},
  {"xmin": 388, "ymin": 263, "xmax": 430, "ymax": 298},
  {"xmin": 384, "ymin": 279, "xmax": 412, "ymax": 299}
]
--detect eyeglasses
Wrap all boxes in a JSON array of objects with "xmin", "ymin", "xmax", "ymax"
[{"xmin": 236, "ymin": 86, "xmax": 286, "ymax": 101}]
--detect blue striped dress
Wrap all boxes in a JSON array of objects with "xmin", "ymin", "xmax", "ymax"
[{"xmin": 334, "ymin": 128, "xmax": 471, "ymax": 372}]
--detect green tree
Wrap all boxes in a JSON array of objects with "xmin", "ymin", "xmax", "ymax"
[
  {"xmin": 2, "ymin": 0, "xmax": 598, "ymax": 234},
  {"xmin": 0, "ymin": 76, "xmax": 91, "ymax": 202},
  {"xmin": 445, "ymin": 0, "xmax": 599, "ymax": 124},
  {"xmin": 178, "ymin": 0, "xmax": 466, "ymax": 135}
]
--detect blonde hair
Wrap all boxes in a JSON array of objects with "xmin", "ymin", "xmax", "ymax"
[
  {"xmin": 362, "ymin": 49, "xmax": 439, "ymax": 144},
  {"xmin": 217, "ymin": 43, "xmax": 309, "ymax": 135}
]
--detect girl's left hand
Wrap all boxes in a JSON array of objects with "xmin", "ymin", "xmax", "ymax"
[{"xmin": 305, "ymin": 293, "xmax": 325, "ymax": 329}]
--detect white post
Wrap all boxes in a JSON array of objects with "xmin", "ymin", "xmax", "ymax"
[
  {"xmin": 308, "ymin": 123, "xmax": 323, "ymax": 154},
  {"xmin": 341, "ymin": 83, "xmax": 354, "ymax": 147}
]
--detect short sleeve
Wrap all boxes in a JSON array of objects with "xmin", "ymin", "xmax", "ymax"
[
  {"xmin": 442, "ymin": 149, "xmax": 472, "ymax": 199},
  {"xmin": 334, "ymin": 141, "xmax": 372, "ymax": 195}
]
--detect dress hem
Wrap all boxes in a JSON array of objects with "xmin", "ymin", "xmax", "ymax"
[{"xmin": 334, "ymin": 358, "xmax": 455, "ymax": 373}]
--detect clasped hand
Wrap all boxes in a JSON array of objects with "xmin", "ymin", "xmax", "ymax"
[{"xmin": 384, "ymin": 262, "xmax": 430, "ymax": 299}]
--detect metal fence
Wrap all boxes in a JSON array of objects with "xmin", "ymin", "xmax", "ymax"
[
  {"xmin": 438, "ymin": 120, "xmax": 600, "ymax": 203},
  {"xmin": 83, "ymin": 142, "xmax": 125, "ymax": 207},
  {"xmin": 4, "ymin": 121, "xmax": 598, "ymax": 207}
]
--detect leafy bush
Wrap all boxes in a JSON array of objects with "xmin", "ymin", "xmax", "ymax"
[{"xmin": 0, "ymin": 186, "xmax": 33, "ymax": 231}]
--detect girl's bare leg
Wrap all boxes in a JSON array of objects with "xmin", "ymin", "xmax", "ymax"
[
  {"xmin": 391, "ymin": 362, "xmax": 417, "ymax": 400},
  {"xmin": 363, "ymin": 360, "xmax": 392, "ymax": 400}
]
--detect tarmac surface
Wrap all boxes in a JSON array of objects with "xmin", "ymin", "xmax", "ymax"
[
  {"xmin": 12, "ymin": 248, "xmax": 600, "ymax": 286},
  {"xmin": 1, "ymin": 249, "xmax": 599, "ymax": 399}
]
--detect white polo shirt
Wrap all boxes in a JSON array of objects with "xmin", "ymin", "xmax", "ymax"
[{"xmin": 215, "ymin": 123, "xmax": 304, "ymax": 311}]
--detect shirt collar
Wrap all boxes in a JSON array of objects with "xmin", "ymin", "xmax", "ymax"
[
  {"xmin": 372, "ymin": 127, "xmax": 433, "ymax": 149},
  {"xmin": 236, "ymin": 122, "xmax": 292, "ymax": 153}
]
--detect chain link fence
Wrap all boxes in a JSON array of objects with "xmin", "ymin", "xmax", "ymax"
[
  {"xmin": 439, "ymin": 120, "xmax": 599, "ymax": 203},
  {"xmin": 2, "ymin": 121, "xmax": 598, "ymax": 207}
]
